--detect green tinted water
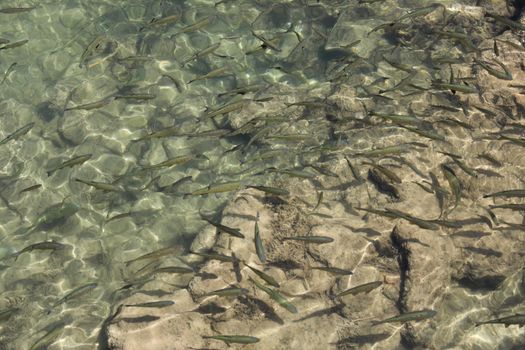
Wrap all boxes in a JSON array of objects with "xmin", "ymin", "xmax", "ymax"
[{"xmin": 0, "ymin": 0, "xmax": 524, "ymax": 349}]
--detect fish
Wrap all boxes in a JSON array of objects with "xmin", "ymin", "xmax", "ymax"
[
  {"xmin": 0, "ymin": 38, "xmax": 9, "ymax": 44},
  {"xmin": 414, "ymin": 182, "xmax": 434, "ymax": 193},
  {"xmin": 435, "ymin": 30, "xmax": 478, "ymax": 52},
  {"xmin": 202, "ymin": 335, "xmax": 260, "ymax": 345},
  {"xmin": 251, "ymin": 30, "xmax": 281, "ymax": 52},
  {"xmin": 105, "ymin": 209, "xmax": 159, "ymax": 223},
  {"xmin": 19, "ymin": 184, "xmax": 42, "ymax": 195},
  {"xmin": 386, "ymin": 209, "xmax": 439, "ymax": 230},
  {"xmin": 484, "ymin": 208, "xmax": 498, "ymax": 226},
  {"xmin": 477, "ymin": 153, "xmax": 502, "ymax": 167},
  {"xmin": 152, "ymin": 266, "xmax": 194, "ymax": 275},
  {"xmin": 142, "ymin": 14, "xmax": 180, "ymax": 29},
  {"xmin": 0, "ymin": 122, "xmax": 35, "ymax": 146},
  {"xmin": 0, "ymin": 7, "xmax": 36, "ymax": 14},
  {"xmin": 354, "ymin": 207, "xmax": 398, "ymax": 219},
  {"xmin": 125, "ymin": 245, "xmax": 183, "ymax": 266},
  {"xmin": 114, "ymin": 94, "xmax": 156, "ymax": 100},
  {"xmin": 396, "ymin": 3, "xmax": 444, "ymax": 22},
  {"xmin": 75, "ymin": 178, "xmax": 122, "ymax": 192},
  {"xmin": 441, "ymin": 164, "xmax": 461, "ymax": 210},
  {"xmin": 474, "ymin": 168, "xmax": 503, "ymax": 178},
  {"xmin": 435, "ymin": 117, "xmax": 473, "ymax": 130},
  {"xmin": 245, "ymin": 264, "xmax": 279, "ymax": 288},
  {"xmin": 429, "ymin": 219, "xmax": 463, "ymax": 228},
  {"xmin": 389, "ymin": 156, "xmax": 428, "ymax": 179},
  {"xmin": 486, "ymin": 12, "xmax": 525, "ymax": 31},
  {"xmin": 312, "ymin": 191, "xmax": 324, "ymax": 211},
  {"xmin": 336, "ymin": 281, "xmax": 382, "ymax": 298},
  {"xmin": 381, "ymin": 55, "xmax": 415, "ymax": 73},
  {"xmin": 51, "ymin": 282, "xmax": 98, "ymax": 308},
  {"xmin": 201, "ymin": 216, "xmax": 245, "ymax": 238},
  {"xmin": 484, "ymin": 189, "xmax": 525, "ymax": 198},
  {"xmin": 182, "ymin": 42, "xmax": 221, "ymax": 66},
  {"xmin": 0, "ymin": 62, "xmax": 17, "ymax": 85},
  {"xmin": 203, "ymin": 287, "xmax": 249, "ymax": 298},
  {"xmin": 12, "ymin": 241, "xmax": 67, "ymax": 260},
  {"xmin": 497, "ymin": 39, "xmax": 525, "ymax": 52},
  {"xmin": 160, "ymin": 175, "xmax": 193, "ymax": 192},
  {"xmin": 429, "ymin": 103, "xmax": 463, "ymax": 112},
  {"xmin": 382, "ymin": 70, "xmax": 420, "ymax": 94},
  {"xmin": 201, "ymin": 99, "xmax": 246, "ymax": 119},
  {"xmin": 345, "ymin": 157, "xmax": 365, "ymax": 182},
  {"xmin": 311, "ymin": 266, "xmax": 353, "ymax": 276},
  {"xmin": 478, "ymin": 213, "xmax": 497, "ymax": 229},
  {"xmin": 218, "ymin": 83, "xmax": 268, "ymax": 98},
  {"xmin": 431, "ymin": 81, "xmax": 478, "ymax": 94},
  {"xmin": 188, "ymin": 66, "xmax": 229, "ymax": 84},
  {"xmin": 247, "ymin": 185, "xmax": 289, "ymax": 196},
  {"xmin": 142, "ymin": 154, "xmax": 194, "ymax": 170},
  {"xmin": 308, "ymin": 164, "xmax": 339, "ymax": 178},
  {"xmin": 29, "ymin": 323, "xmax": 65, "ymax": 350},
  {"xmin": 473, "ymin": 105, "xmax": 499, "ymax": 120},
  {"xmin": 174, "ymin": 16, "xmax": 214, "ymax": 36},
  {"xmin": 79, "ymin": 35, "xmax": 105, "ymax": 68},
  {"xmin": 475, "ymin": 313, "xmax": 525, "ymax": 327},
  {"xmin": 47, "ymin": 154, "xmax": 92, "ymax": 176},
  {"xmin": 125, "ymin": 300, "xmax": 175, "ymax": 308},
  {"xmin": 282, "ymin": 235, "xmax": 334, "ymax": 244},
  {"xmin": 190, "ymin": 251, "xmax": 238, "ymax": 263},
  {"xmin": 474, "ymin": 58, "xmax": 512, "ymax": 81},
  {"xmin": 254, "ymin": 212, "xmax": 266, "ymax": 263},
  {"xmin": 249, "ymin": 277, "xmax": 298, "ymax": 314},
  {"xmin": 449, "ymin": 157, "xmax": 478, "ymax": 178},
  {"xmin": 64, "ymin": 98, "xmax": 113, "ymax": 111},
  {"xmin": 185, "ymin": 129, "xmax": 230, "ymax": 138},
  {"xmin": 0, "ymin": 39, "xmax": 28, "ymax": 50},
  {"xmin": 371, "ymin": 309, "xmax": 437, "ymax": 326},
  {"xmin": 188, "ymin": 181, "xmax": 243, "ymax": 196}
]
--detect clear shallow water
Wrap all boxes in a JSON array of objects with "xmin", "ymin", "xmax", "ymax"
[{"xmin": 0, "ymin": 0, "xmax": 524, "ymax": 349}]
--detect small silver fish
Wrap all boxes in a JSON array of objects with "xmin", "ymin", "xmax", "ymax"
[
  {"xmin": 282, "ymin": 235, "xmax": 334, "ymax": 244},
  {"xmin": 0, "ymin": 122, "xmax": 35, "ymax": 146},
  {"xmin": 371, "ymin": 309, "xmax": 437, "ymax": 326},
  {"xmin": 254, "ymin": 212, "xmax": 266, "ymax": 263},
  {"xmin": 79, "ymin": 35, "xmax": 105, "ymax": 68},
  {"xmin": 0, "ymin": 62, "xmax": 16, "ymax": 85},
  {"xmin": 202, "ymin": 335, "xmax": 260, "ymax": 345}
]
